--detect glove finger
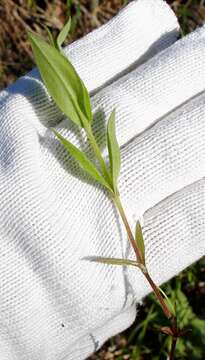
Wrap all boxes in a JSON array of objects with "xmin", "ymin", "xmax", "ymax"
[
  {"xmin": 45, "ymin": 24, "xmax": 205, "ymax": 165},
  {"xmin": 0, "ymin": 0, "xmax": 179, "ymax": 127},
  {"xmin": 119, "ymin": 90, "xmax": 205, "ymax": 218},
  {"xmin": 91, "ymin": 25, "xmax": 205, "ymax": 156},
  {"xmin": 64, "ymin": 0, "xmax": 178, "ymax": 93},
  {"xmin": 68, "ymin": 305, "xmax": 137, "ymax": 360},
  {"xmin": 127, "ymin": 178, "xmax": 205, "ymax": 301},
  {"xmin": 1, "ymin": 99, "xmax": 204, "ymax": 360}
]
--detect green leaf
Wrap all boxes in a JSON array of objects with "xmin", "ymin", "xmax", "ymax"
[
  {"xmin": 79, "ymin": 78, "xmax": 92, "ymax": 124},
  {"xmin": 135, "ymin": 220, "xmax": 145, "ymax": 264},
  {"xmin": 107, "ymin": 109, "xmax": 121, "ymax": 193},
  {"xmin": 159, "ymin": 287, "xmax": 176, "ymax": 317},
  {"xmin": 28, "ymin": 32, "xmax": 92, "ymax": 127},
  {"xmin": 52, "ymin": 129, "xmax": 112, "ymax": 191},
  {"xmin": 84, "ymin": 256, "xmax": 139, "ymax": 267},
  {"xmin": 44, "ymin": 26, "xmax": 56, "ymax": 47},
  {"xmin": 57, "ymin": 17, "xmax": 71, "ymax": 51},
  {"xmin": 56, "ymin": 17, "xmax": 92, "ymax": 123}
]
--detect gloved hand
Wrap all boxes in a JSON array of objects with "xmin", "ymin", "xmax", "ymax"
[{"xmin": 2, "ymin": 0, "xmax": 205, "ymax": 359}]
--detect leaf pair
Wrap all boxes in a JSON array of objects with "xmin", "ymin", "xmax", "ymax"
[
  {"xmin": 29, "ymin": 22, "xmax": 121, "ymax": 194},
  {"xmin": 46, "ymin": 18, "xmax": 71, "ymax": 52},
  {"xmin": 56, "ymin": 18, "xmax": 71, "ymax": 52},
  {"xmin": 91, "ymin": 221, "xmax": 146, "ymax": 272},
  {"xmin": 28, "ymin": 23, "xmax": 92, "ymax": 128},
  {"xmin": 52, "ymin": 129, "xmax": 112, "ymax": 191},
  {"xmin": 51, "ymin": 108, "xmax": 121, "ymax": 193}
]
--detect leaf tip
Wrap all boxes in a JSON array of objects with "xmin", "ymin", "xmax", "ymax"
[
  {"xmin": 135, "ymin": 219, "xmax": 145, "ymax": 264},
  {"xmin": 27, "ymin": 30, "xmax": 38, "ymax": 42}
]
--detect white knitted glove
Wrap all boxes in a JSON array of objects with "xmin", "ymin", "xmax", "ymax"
[{"xmin": 3, "ymin": 0, "xmax": 205, "ymax": 359}]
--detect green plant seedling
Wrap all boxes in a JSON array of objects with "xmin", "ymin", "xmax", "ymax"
[{"xmin": 29, "ymin": 22, "xmax": 181, "ymax": 360}]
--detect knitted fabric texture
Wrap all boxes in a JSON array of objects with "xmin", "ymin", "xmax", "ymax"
[{"xmin": 2, "ymin": 0, "xmax": 202, "ymax": 359}]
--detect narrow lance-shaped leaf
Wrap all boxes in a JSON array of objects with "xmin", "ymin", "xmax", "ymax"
[
  {"xmin": 84, "ymin": 256, "xmax": 139, "ymax": 267},
  {"xmin": 28, "ymin": 32, "xmax": 92, "ymax": 127},
  {"xmin": 57, "ymin": 17, "xmax": 71, "ymax": 52},
  {"xmin": 52, "ymin": 129, "xmax": 112, "ymax": 191},
  {"xmin": 57, "ymin": 16, "xmax": 92, "ymax": 122},
  {"xmin": 159, "ymin": 287, "xmax": 176, "ymax": 317},
  {"xmin": 54, "ymin": 17, "xmax": 92, "ymax": 120},
  {"xmin": 57, "ymin": 18, "xmax": 93, "ymax": 123},
  {"xmin": 44, "ymin": 26, "xmax": 56, "ymax": 47},
  {"xmin": 135, "ymin": 220, "xmax": 145, "ymax": 264},
  {"xmin": 79, "ymin": 78, "xmax": 92, "ymax": 124},
  {"xmin": 107, "ymin": 109, "xmax": 121, "ymax": 193}
]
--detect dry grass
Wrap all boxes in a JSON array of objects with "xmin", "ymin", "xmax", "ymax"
[
  {"xmin": 1, "ymin": 1, "xmax": 205, "ymax": 90},
  {"xmin": 0, "ymin": 0, "xmax": 125, "ymax": 89}
]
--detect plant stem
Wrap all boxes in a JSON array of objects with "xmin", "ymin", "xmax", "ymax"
[
  {"xmin": 169, "ymin": 336, "xmax": 177, "ymax": 360},
  {"xmin": 114, "ymin": 194, "xmax": 173, "ymax": 321},
  {"xmin": 85, "ymin": 122, "xmax": 174, "ymax": 323},
  {"xmin": 85, "ymin": 124, "xmax": 112, "ymax": 187},
  {"xmin": 115, "ymin": 194, "xmax": 177, "ymax": 356},
  {"xmin": 144, "ymin": 271, "xmax": 173, "ymax": 320},
  {"xmin": 84, "ymin": 120, "xmax": 177, "ymax": 358},
  {"xmin": 113, "ymin": 195, "xmax": 143, "ymax": 264}
]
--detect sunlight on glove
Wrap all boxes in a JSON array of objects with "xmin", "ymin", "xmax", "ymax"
[{"xmin": 2, "ymin": 0, "xmax": 205, "ymax": 359}]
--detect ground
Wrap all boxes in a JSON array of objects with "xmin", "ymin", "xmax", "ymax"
[
  {"xmin": 0, "ymin": 1, "xmax": 205, "ymax": 359},
  {"xmin": 1, "ymin": 0, "xmax": 205, "ymax": 90}
]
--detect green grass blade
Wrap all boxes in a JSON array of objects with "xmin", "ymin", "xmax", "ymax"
[
  {"xmin": 107, "ymin": 109, "xmax": 121, "ymax": 193},
  {"xmin": 159, "ymin": 287, "xmax": 176, "ymax": 317},
  {"xmin": 57, "ymin": 17, "xmax": 71, "ymax": 51},
  {"xmin": 84, "ymin": 256, "xmax": 138, "ymax": 267},
  {"xmin": 44, "ymin": 26, "xmax": 56, "ymax": 47},
  {"xmin": 80, "ymin": 79, "xmax": 93, "ymax": 123},
  {"xmin": 57, "ymin": 17, "xmax": 92, "ymax": 122},
  {"xmin": 135, "ymin": 220, "xmax": 145, "ymax": 264},
  {"xmin": 28, "ymin": 32, "xmax": 92, "ymax": 126},
  {"xmin": 52, "ymin": 129, "xmax": 112, "ymax": 191}
]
